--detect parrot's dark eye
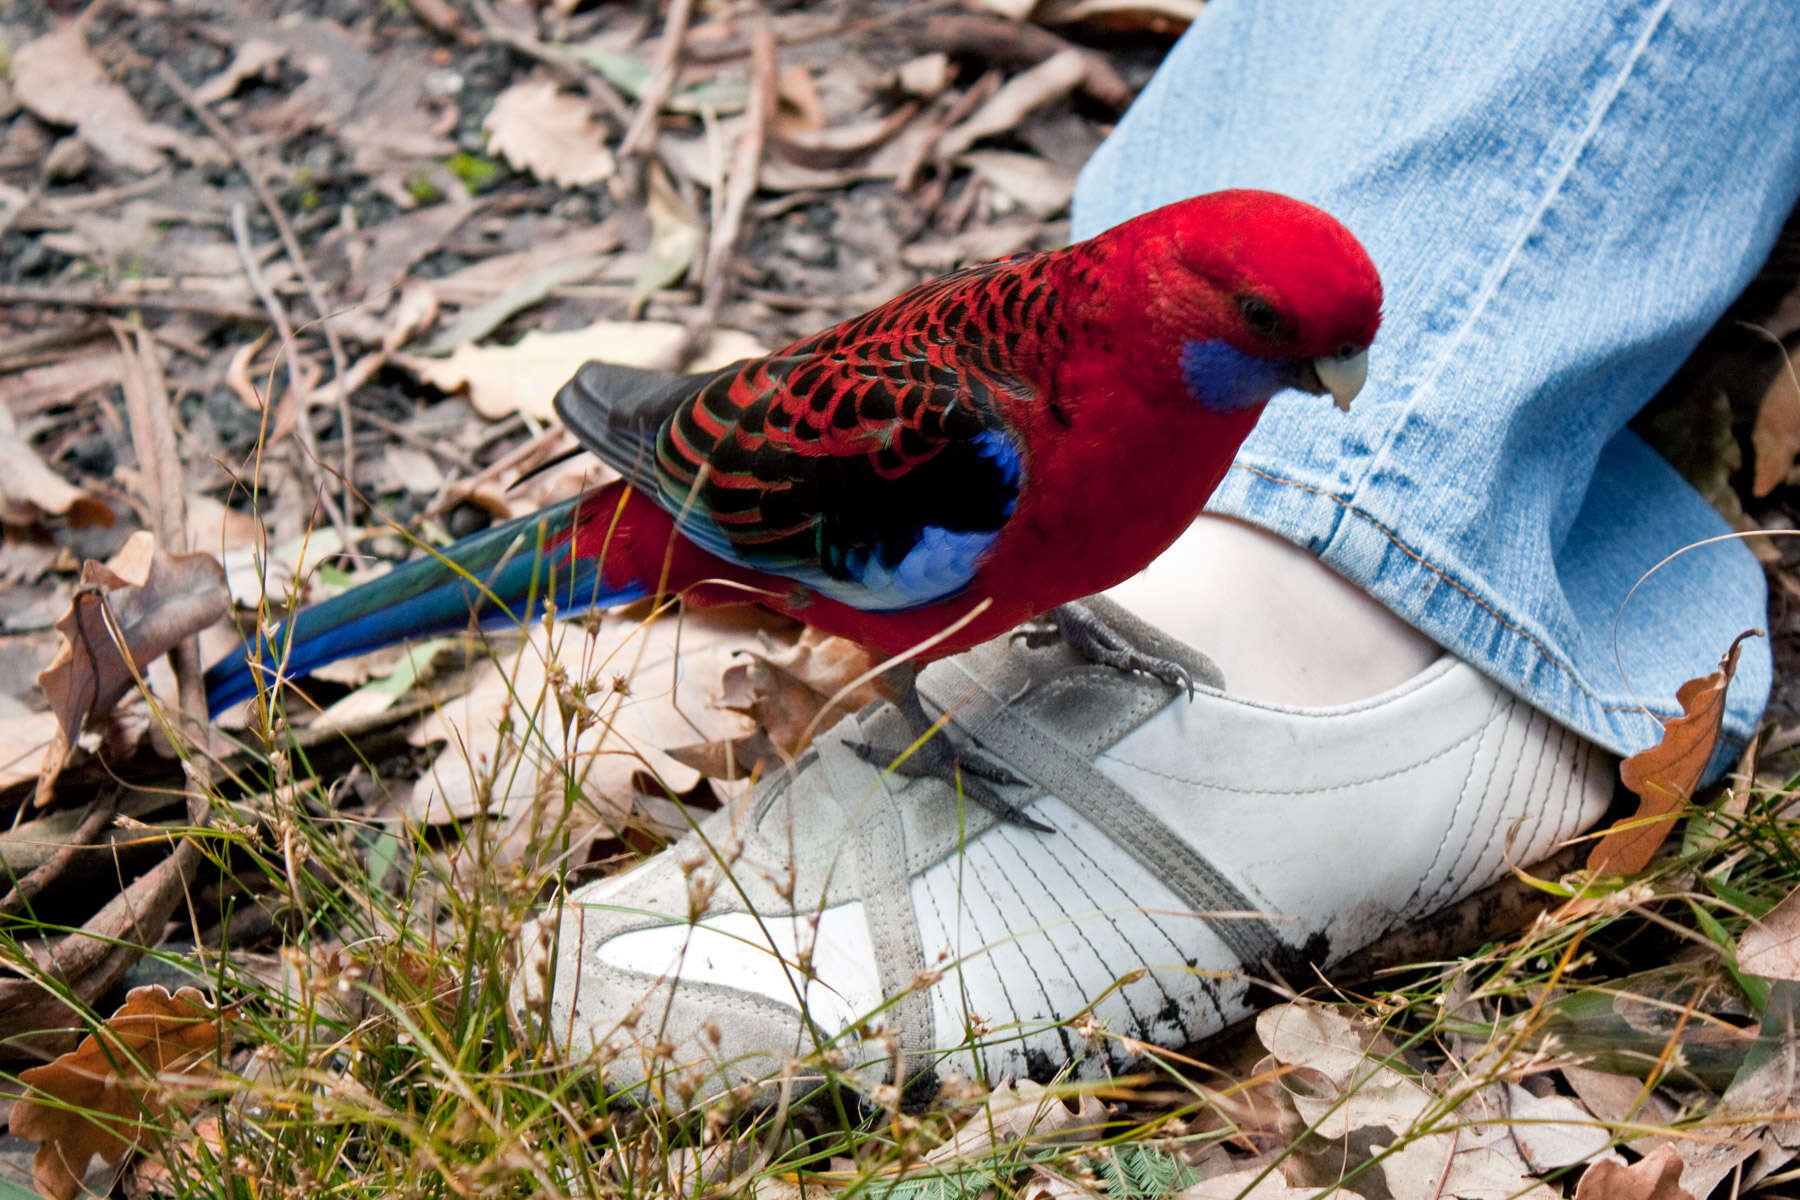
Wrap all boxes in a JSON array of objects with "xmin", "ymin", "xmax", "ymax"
[{"xmin": 1237, "ymin": 295, "xmax": 1283, "ymax": 340}]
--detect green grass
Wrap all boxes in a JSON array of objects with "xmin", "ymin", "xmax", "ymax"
[{"xmin": 5, "ymin": 602, "xmax": 1799, "ymax": 1198}]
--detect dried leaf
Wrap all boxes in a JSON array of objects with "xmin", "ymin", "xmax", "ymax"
[
  {"xmin": 958, "ymin": 150, "xmax": 1076, "ymax": 220},
  {"xmin": 0, "ymin": 403, "xmax": 112, "ymax": 528},
  {"xmin": 1738, "ymin": 883, "xmax": 1800, "ymax": 980},
  {"xmin": 484, "ymin": 78, "xmax": 616, "ymax": 188},
  {"xmin": 10, "ymin": 986, "xmax": 227, "ymax": 1200},
  {"xmin": 427, "ymin": 224, "xmax": 625, "ymax": 305},
  {"xmin": 1176, "ymin": 1170, "xmax": 1349, "ymax": 1199},
  {"xmin": 1256, "ymin": 1003, "xmax": 1431, "ymax": 1138},
  {"xmin": 1588, "ymin": 631, "xmax": 1755, "ymax": 875},
  {"xmin": 937, "ymin": 50, "xmax": 1090, "ymax": 160},
  {"xmin": 1674, "ymin": 984, "xmax": 1800, "ymax": 1195},
  {"xmin": 567, "ymin": 45, "xmax": 748, "ymax": 115},
  {"xmin": 12, "ymin": 23, "xmax": 216, "ymax": 172},
  {"xmin": 352, "ymin": 196, "xmax": 479, "ymax": 301},
  {"xmin": 736, "ymin": 631, "xmax": 879, "ymax": 755},
  {"xmin": 893, "ymin": 53, "xmax": 954, "ymax": 100},
  {"xmin": 1752, "ymin": 352, "xmax": 1800, "ymax": 496},
  {"xmin": 0, "ymin": 349, "xmax": 125, "ymax": 417},
  {"xmin": 1561, "ymin": 1066, "xmax": 1678, "ymax": 1156},
  {"xmin": 35, "ymin": 533, "xmax": 229, "ymax": 803},
  {"xmin": 926, "ymin": 1081, "xmax": 1106, "ymax": 1165},
  {"xmin": 383, "ymin": 281, "xmax": 441, "ymax": 354},
  {"xmin": 774, "ymin": 105, "xmax": 922, "ymax": 170},
  {"xmin": 1373, "ymin": 1138, "xmax": 1557, "ymax": 1200},
  {"xmin": 240, "ymin": 14, "xmax": 455, "ymax": 169},
  {"xmin": 0, "ymin": 711, "xmax": 61, "ymax": 792},
  {"xmin": 191, "ymin": 36, "xmax": 286, "ymax": 105},
  {"xmin": 1502, "ymin": 1083, "xmax": 1612, "ymax": 1172},
  {"xmin": 126, "ymin": 1113, "xmax": 226, "ymax": 1196},
  {"xmin": 971, "ymin": 0, "xmax": 1038, "ymax": 18},
  {"xmin": 405, "ymin": 609, "xmax": 763, "ymax": 866},
  {"xmin": 220, "ymin": 524, "xmax": 349, "ymax": 610},
  {"xmin": 669, "ymin": 628, "xmax": 881, "ymax": 778},
  {"xmin": 1575, "ymin": 1144, "xmax": 1691, "ymax": 1200},
  {"xmin": 658, "ymin": 111, "xmax": 939, "ymax": 194},
  {"xmin": 394, "ymin": 322, "xmax": 765, "ymax": 421}
]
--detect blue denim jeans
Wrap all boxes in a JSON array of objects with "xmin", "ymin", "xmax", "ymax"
[{"xmin": 1074, "ymin": 0, "xmax": 1800, "ymax": 766}]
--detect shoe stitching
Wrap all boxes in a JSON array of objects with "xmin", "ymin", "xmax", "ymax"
[
  {"xmin": 973, "ymin": 827, "xmax": 1089, "ymax": 1065},
  {"xmin": 1403, "ymin": 688, "xmax": 1502, "ymax": 918},
  {"xmin": 1015, "ymin": 802, "xmax": 1180, "ymax": 1036},
  {"xmin": 908, "ymin": 868, "xmax": 967, "ymax": 1069},
  {"xmin": 1098, "ymin": 716, "xmax": 1484, "ymax": 794},
  {"xmin": 1548, "ymin": 725, "xmax": 1581, "ymax": 843},
  {"xmin": 1513, "ymin": 714, "xmax": 1560, "ymax": 870},
  {"xmin": 975, "ymin": 697, "xmax": 1287, "ymax": 969},
  {"xmin": 1439, "ymin": 689, "xmax": 1527, "ymax": 913},
  {"xmin": 930, "ymin": 656, "xmax": 1286, "ymax": 979},
  {"xmin": 1477, "ymin": 694, "xmax": 1537, "ymax": 894},
  {"xmin": 953, "ymin": 840, "xmax": 1064, "ymax": 1065},
  {"xmin": 812, "ymin": 730, "xmax": 941, "ymax": 1059},
  {"xmin": 1059, "ymin": 836, "xmax": 1209, "ymax": 1025},
  {"xmin": 1022, "ymin": 804, "xmax": 1234, "ymax": 1041}
]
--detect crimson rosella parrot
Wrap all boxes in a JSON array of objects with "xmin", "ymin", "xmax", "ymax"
[{"xmin": 206, "ymin": 189, "xmax": 1382, "ymax": 826}]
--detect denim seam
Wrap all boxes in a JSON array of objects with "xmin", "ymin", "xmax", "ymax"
[
  {"xmin": 1339, "ymin": 0, "xmax": 1674, "ymax": 507},
  {"xmin": 1235, "ymin": 462, "xmax": 1677, "ymax": 721}
]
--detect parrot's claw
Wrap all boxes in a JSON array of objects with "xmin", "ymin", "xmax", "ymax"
[
  {"xmin": 847, "ymin": 736, "xmax": 1048, "ymax": 832},
  {"xmin": 1052, "ymin": 600, "xmax": 1196, "ymax": 697},
  {"xmin": 850, "ymin": 679, "xmax": 1050, "ymax": 832}
]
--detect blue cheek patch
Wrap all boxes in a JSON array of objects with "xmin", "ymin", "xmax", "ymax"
[{"xmin": 1181, "ymin": 340, "xmax": 1291, "ymax": 413}]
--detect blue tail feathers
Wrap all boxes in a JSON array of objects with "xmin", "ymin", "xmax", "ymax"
[{"xmin": 203, "ymin": 497, "xmax": 644, "ymax": 715}]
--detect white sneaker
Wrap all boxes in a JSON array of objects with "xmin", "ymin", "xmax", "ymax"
[{"xmin": 517, "ymin": 599, "xmax": 1611, "ymax": 1108}]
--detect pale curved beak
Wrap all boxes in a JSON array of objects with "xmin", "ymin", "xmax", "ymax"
[{"xmin": 1312, "ymin": 349, "xmax": 1368, "ymax": 413}]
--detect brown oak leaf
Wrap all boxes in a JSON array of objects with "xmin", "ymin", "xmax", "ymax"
[
  {"xmin": 9, "ymin": 986, "xmax": 229, "ymax": 1200},
  {"xmin": 1574, "ymin": 1144, "xmax": 1691, "ymax": 1200},
  {"xmin": 1587, "ymin": 631, "xmax": 1755, "ymax": 875}
]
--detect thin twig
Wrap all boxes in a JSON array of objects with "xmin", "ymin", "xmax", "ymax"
[
  {"xmin": 228, "ymin": 202, "xmax": 353, "ymax": 547},
  {"xmin": 682, "ymin": 24, "xmax": 774, "ymax": 362},
  {"xmin": 157, "ymin": 62, "xmax": 358, "ymax": 520},
  {"xmin": 331, "ymin": 405, "xmax": 480, "ymax": 472},
  {"xmin": 0, "ymin": 797, "xmax": 118, "ymax": 920},
  {"xmin": 681, "ymin": 0, "xmax": 962, "ymax": 63},
  {"xmin": 620, "ymin": 0, "xmax": 697, "ymax": 157},
  {"xmin": 0, "ymin": 282, "xmax": 265, "ymax": 322},
  {"xmin": 112, "ymin": 321, "xmax": 213, "ymax": 736}
]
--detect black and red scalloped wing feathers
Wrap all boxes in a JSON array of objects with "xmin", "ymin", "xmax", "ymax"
[{"xmin": 554, "ymin": 258, "xmax": 1044, "ymax": 611}]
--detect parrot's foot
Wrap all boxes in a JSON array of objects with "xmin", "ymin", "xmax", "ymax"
[
  {"xmin": 848, "ymin": 682, "xmax": 1050, "ymax": 832},
  {"xmin": 1033, "ymin": 599, "xmax": 1197, "ymax": 697},
  {"xmin": 846, "ymin": 735, "xmax": 1049, "ymax": 832}
]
